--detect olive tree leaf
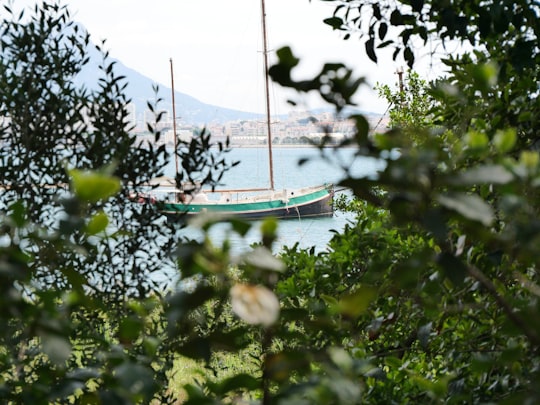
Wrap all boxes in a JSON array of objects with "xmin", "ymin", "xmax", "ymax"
[
  {"xmin": 324, "ymin": 16, "xmax": 344, "ymax": 30},
  {"xmin": 365, "ymin": 38, "xmax": 377, "ymax": 63}
]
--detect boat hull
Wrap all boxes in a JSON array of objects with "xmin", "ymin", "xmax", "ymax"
[{"xmin": 158, "ymin": 185, "xmax": 334, "ymax": 220}]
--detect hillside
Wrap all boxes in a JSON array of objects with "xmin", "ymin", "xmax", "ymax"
[
  {"xmin": 74, "ymin": 36, "xmax": 376, "ymax": 126},
  {"xmin": 73, "ymin": 41, "xmax": 265, "ymax": 126}
]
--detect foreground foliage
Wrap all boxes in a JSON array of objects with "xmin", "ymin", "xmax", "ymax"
[
  {"xmin": 169, "ymin": 0, "xmax": 540, "ymax": 400},
  {"xmin": 0, "ymin": 2, "xmax": 229, "ymax": 402},
  {"xmin": 262, "ymin": 1, "xmax": 540, "ymax": 402},
  {"xmin": 2, "ymin": 0, "xmax": 540, "ymax": 404}
]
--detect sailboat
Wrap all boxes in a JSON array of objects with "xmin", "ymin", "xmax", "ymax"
[{"xmin": 150, "ymin": 0, "xmax": 334, "ymax": 220}]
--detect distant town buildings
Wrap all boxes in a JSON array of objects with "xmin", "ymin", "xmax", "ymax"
[{"xmin": 132, "ymin": 108, "xmax": 389, "ymax": 147}]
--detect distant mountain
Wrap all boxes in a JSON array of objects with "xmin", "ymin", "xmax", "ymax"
[
  {"xmin": 73, "ymin": 41, "xmax": 264, "ymax": 126},
  {"xmin": 73, "ymin": 37, "xmax": 379, "ymax": 126}
]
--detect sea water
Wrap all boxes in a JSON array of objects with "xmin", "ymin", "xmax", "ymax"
[{"xmin": 168, "ymin": 146, "xmax": 382, "ymax": 254}]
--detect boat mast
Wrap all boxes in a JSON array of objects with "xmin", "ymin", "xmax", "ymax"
[
  {"xmin": 170, "ymin": 58, "xmax": 179, "ymax": 176},
  {"xmin": 260, "ymin": 0, "xmax": 275, "ymax": 191}
]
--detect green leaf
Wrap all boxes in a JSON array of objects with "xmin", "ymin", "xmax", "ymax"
[
  {"xmin": 230, "ymin": 218, "xmax": 251, "ymax": 237},
  {"xmin": 323, "ymin": 17, "xmax": 344, "ymax": 30},
  {"xmin": 321, "ymin": 294, "xmax": 339, "ymax": 306},
  {"xmin": 377, "ymin": 39, "xmax": 394, "ymax": 49},
  {"xmin": 86, "ymin": 210, "xmax": 109, "ymax": 235},
  {"xmin": 378, "ymin": 22, "xmax": 388, "ymax": 40},
  {"xmin": 114, "ymin": 362, "xmax": 156, "ymax": 401},
  {"xmin": 166, "ymin": 286, "xmax": 217, "ymax": 334},
  {"xmin": 167, "ymin": 285, "xmax": 216, "ymax": 319},
  {"xmin": 470, "ymin": 62, "xmax": 498, "ymax": 92},
  {"xmin": 404, "ymin": 46, "xmax": 414, "ymax": 67},
  {"xmin": 436, "ymin": 192, "xmax": 494, "ymax": 226},
  {"xmin": 471, "ymin": 354, "xmax": 495, "ymax": 373},
  {"xmin": 385, "ymin": 356, "xmax": 402, "ymax": 369},
  {"xmin": 464, "ymin": 130, "xmax": 489, "ymax": 149},
  {"xmin": 8, "ymin": 200, "xmax": 26, "ymax": 227},
  {"xmin": 493, "ymin": 128, "xmax": 517, "ymax": 153},
  {"xmin": 390, "ymin": 9, "xmax": 403, "ymax": 25},
  {"xmin": 334, "ymin": 286, "xmax": 377, "ymax": 318},
  {"xmin": 519, "ymin": 150, "xmax": 539, "ymax": 170},
  {"xmin": 60, "ymin": 267, "xmax": 89, "ymax": 290},
  {"xmin": 260, "ymin": 217, "xmax": 278, "ymax": 237},
  {"xmin": 67, "ymin": 368, "xmax": 101, "ymax": 381},
  {"xmin": 260, "ymin": 217, "xmax": 278, "ymax": 247},
  {"xmin": 142, "ymin": 337, "xmax": 161, "ymax": 357},
  {"xmin": 518, "ymin": 112, "xmax": 532, "ymax": 122},
  {"xmin": 118, "ymin": 316, "xmax": 143, "ymax": 343},
  {"xmin": 351, "ymin": 114, "xmax": 370, "ymax": 143},
  {"xmin": 69, "ymin": 169, "xmax": 121, "ymax": 203},
  {"xmin": 365, "ymin": 38, "xmax": 377, "ymax": 63},
  {"xmin": 418, "ymin": 322, "xmax": 432, "ymax": 348},
  {"xmin": 411, "ymin": 0, "xmax": 424, "ymax": 12},
  {"xmin": 328, "ymin": 347, "xmax": 354, "ymax": 370},
  {"xmin": 372, "ymin": 132, "xmax": 400, "ymax": 150},
  {"xmin": 265, "ymin": 351, "xmax": 311, "ymax": 382},
  {"xmin": 178, "ymin": 337, "xmax": 212, "ymax": 362},
  {"xmin": 411, "ymin": 373, "xmax": 453, "ymax": 399}
]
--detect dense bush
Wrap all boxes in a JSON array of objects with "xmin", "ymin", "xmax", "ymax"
[{"xmin": 265, "ymin": 0, "xmax": 540, "ymax": 402}]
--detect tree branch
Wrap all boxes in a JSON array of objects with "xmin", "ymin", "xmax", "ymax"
[{"xmin": 467, "ymin": 264, "xmax": 540, "ymax": 347}]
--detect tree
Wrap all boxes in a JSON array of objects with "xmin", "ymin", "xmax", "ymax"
[
  {"xmin": 0, "ymin": 1, "xmax": 173, "ymax": 300},
  {"xmin": 263, "ymin": 0, "xmax": 540, "ymax": 403},
  {"xmin": 322, "ymin": 0, "xmax": 540, "ymax": 148},
  {"xmin": 375, "ymin": 69, "xmax": 435, "ymax": 130},
  {"xmin": 0, "ymin": 2, "xmax": 232, "ymax": 402}
]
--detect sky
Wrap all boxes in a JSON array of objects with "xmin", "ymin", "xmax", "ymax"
[{"xmin": 16, "ymin": 0, "xmax": 446, "ymax": 115}]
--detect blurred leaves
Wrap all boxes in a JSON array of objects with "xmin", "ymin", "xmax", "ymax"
[
  {"xmin": 69, "ymin": 169, "xmax": 121, "ymax": 203},
  {"xmin": 436, "ymin": 192, "xmax": 494, "ymax": 226},
  {"xmin": 3, "ymin": 0, "xmax": 540, "ymax": 403}
]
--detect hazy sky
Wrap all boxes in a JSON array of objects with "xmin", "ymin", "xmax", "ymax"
[{"xmin": 17, "ymin": 0, "xmax": 445, "ymax": 115}]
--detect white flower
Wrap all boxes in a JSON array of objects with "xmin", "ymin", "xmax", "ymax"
[{"xmin": 230, "ymin": 284, "xmax": 280, "ymax": 327}]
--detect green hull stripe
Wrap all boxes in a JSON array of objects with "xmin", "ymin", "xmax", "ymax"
[{"xmin": 160, "ymin": 188, "xmax": 330, "ymax": 214}]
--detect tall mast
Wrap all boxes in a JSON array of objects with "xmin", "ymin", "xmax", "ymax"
[
  {"xmin": 170, "ymin": 58, "xmax": 179, "ymax": 176},
  {"xmin": 260, "ymin": 0, "xmax": 274, "ymax": 190}
]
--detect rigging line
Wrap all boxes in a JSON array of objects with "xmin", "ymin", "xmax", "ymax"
[{"xmin": 371, "ymin": 102, "xmax": 393, "ymax": 134}]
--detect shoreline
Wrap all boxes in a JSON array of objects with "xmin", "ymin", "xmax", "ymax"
[{"xmin": 226, "ymin": 144, "xmax": 358, "ymax": 149}]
